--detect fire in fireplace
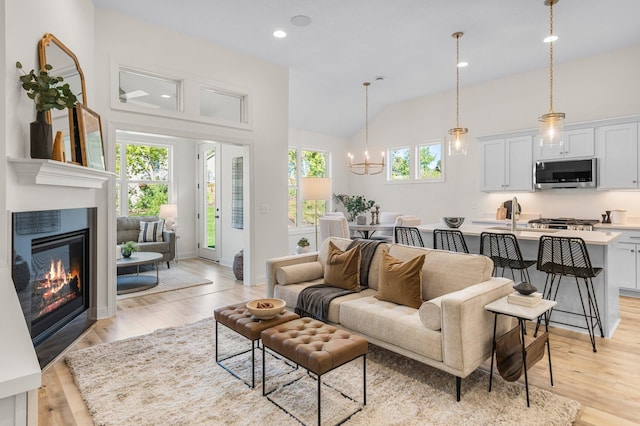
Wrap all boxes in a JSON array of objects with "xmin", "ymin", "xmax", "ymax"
[
  {"xmin": 12, "ymin": 208, "xmax": 96, "ymax": 367},
  {"xmin": 29, "ymin": 229, "xmax": 89, "ymax": 346}
]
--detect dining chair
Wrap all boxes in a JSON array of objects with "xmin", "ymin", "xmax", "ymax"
[
  {"xmin": 394, "ymin": 226, "xmax": 424, "ymax": 247},
  {"xmin": 319, "ymin": 217, "xmax": 350, "ymax": 242},
  {"xmin": 433, "ymin": 229, "xmax": 469, "ymax": 253},
  {"xmin": 370, "ymin": 212, "xmax": 402, "ymax": 242},
  {"xmin": 479, "ymin": 232, "xmax": 536, "ymax": 283},
  {"xmin": 534, "ymin": 235, "xmax": 604, "ymax": 352}
]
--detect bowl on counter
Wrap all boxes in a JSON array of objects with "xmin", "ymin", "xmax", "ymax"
[
  {"xmin": 246, "ymin": 298, "xmax": 286, "ymax": 320},
  {"xmin": 442, "ymin": 217, "xmax": 465, "ymax": 228}
]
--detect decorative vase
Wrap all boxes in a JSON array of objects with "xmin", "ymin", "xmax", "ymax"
[
  {"xmin": 121, "ymin": 250, "xmax": 132, "ymax": 258},
  {"xmin": 233, "ymin": 250, "xmax": 243, "ymax": 281},
  {"xmin": 356, "ymin": 215, "xmax": 367, "ymax": 225},
  {"xmin": 296, "ymin": 245, "xmax": 310, "ymax": 254},
  {"xmin": 30, "ymin": 111, "xmax": 53, "ymax": 159}
]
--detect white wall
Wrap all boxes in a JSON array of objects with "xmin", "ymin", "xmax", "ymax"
[
  {"xmin": 94, "ymin": 8, "xmax": 289, "ymax": 284},
  {"xmin": 1, "ymin": 0, "xmax": 97, "ymax": 422},
  {"xmin": 349, "ymin": 44, "xmax": 640, "ymax": 224}
]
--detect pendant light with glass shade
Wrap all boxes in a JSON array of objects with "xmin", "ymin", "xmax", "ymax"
[
  {"xmin": 447, "ymin": 32, "xmax": 468, "ymax": 156},
  {"xmin": 348, "ymin": 82, "xmax": 385, "ymax": 175},
  {"xmin": 539, "ymin": 0, "xmax": 565, "ymax": 148}
]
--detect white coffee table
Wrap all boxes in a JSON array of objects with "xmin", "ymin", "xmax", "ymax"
[{"xmin": 116, "ymin": 252, "xmax": 163, "ymax": 294}]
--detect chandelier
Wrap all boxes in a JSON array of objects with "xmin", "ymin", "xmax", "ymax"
[
  {"xmin": 348, "ymin": 82, "xmax": 385, "ymax": 175},
  {"xmin": 447, "ymin": 32, "xmax": 468, "ymax": 156},
  {"xmin": 539, "ymin": 0, "xmax": 565, "ymax": 147}
]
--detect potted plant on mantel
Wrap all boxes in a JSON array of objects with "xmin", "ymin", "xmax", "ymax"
[{"xmin": 16, "ymin": 61, "xmax": 77, "ymax": 159}]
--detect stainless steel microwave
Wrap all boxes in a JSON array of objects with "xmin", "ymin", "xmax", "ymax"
[{"xmin": 534, "ymin": 158, "xmax": 597, "ymax": 189}]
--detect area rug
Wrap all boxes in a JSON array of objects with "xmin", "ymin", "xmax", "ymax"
[
  {"xmin": 66, "ymin": 318, "xmax": 580, "ymax": 426},
  {"xmin": 117, "ymin": 268, "xmax": 213, "ymax": 300}
]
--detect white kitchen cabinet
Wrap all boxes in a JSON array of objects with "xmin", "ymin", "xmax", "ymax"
[
  {"xmin": 481, "ymin": 135, "xmax": 533, "ymax": 192},
  {"xmin": 597, "ymin": 122, "xmax": 639, "ymax": 189},
  {"xmin": 608, "ymin": 230, "xmax": 640, "ymax": 293},
  {"xmin": 535, "ymin": 128, "xmax": 595, "ymax": 160}
]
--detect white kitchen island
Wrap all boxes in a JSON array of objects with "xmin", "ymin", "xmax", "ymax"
[{"xmin": 418, "ymin": 223, "xmax": 622, "ymax": 338}]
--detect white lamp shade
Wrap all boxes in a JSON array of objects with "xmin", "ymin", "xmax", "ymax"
[
  {"xmin": 159, "ymin": 204, "xmax": 178, "ymax": 219},
  {"xmin": 300, "ymin": 177, "xmax": 331, "ymax": 201}
]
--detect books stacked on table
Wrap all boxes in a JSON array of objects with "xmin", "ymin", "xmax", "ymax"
[{"xmin": 507, "ymin": 291, "xmax": 543, "ymax": 307}]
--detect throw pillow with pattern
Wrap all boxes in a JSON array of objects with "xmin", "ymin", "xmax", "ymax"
[{"xmin": 138, "ymin": 220, "xmax": 165, "ymax": 242}]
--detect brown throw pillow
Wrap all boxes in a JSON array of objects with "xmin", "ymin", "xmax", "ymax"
[
  {"xmin": 375, "ymin": 251, "xmax": 425, "ymax": 308},
  {"xmin": 324, "ymin": 241, "xmax": 362, "ymax": 292}
]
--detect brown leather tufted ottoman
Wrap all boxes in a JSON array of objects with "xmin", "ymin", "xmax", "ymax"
[
  {"xmin": 214, "ymin": 302, "xmax": 299, "ymax": 388},
  {"xmin": 261, "ymin": 317, "xmax": 368, "ymax": 425}
]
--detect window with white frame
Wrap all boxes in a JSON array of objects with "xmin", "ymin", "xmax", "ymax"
[
  {"xmin": 116, "ymin": 135, "xmax": 172, "ymax": 217},
  {"xmin": 389, "ymin": 146, "xmax": 410, "ymax": 180},
  {"xmin": 288, "ymin": 148, "xmax": 329, "ymax": 228},
  {"xmin": 199, "ymin": 87, "xmax": 247, "ymax": 123},
  {"xmin": 118, "ymin": 68, "xmax": 181, "ymax": 112},
  {"xmin": 386, "ymin": 140, "xmax": 445, "ymax": 182},
  {"xmin": 417, "ymin": 141, "xmax": 444, "ymax": 181}
]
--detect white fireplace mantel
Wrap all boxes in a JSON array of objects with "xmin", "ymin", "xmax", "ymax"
[{"xmin": 8, "ymin": 157, "xmax": 115, "ymax": 189}]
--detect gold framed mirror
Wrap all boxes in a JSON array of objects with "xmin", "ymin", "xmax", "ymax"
[{"xmin": 38, "ymin": 33, "xmax": 87, "ymax": 163}]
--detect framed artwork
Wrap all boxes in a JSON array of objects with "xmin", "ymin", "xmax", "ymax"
[
  {"xmin": 67, "ymin": 108, "xmax": 82, "ymax": 165},
  {"xmin": 75, "ymin": 103, "xmax": 106, "ymax": 170}
]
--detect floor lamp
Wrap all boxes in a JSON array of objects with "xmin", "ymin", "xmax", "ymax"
[
  {"xmin": 300, "ymin": 177, "xmax": 331, "ymax": 251},
  {"xmin": 159, "ymin": 203, "xmax": 178, "ymax": 263}
]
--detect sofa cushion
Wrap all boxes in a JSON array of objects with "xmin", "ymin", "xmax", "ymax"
[
  {"xmin": 138, "ymin": 220, "xmax": 165, "ymax": 242},
  {"xmin": 137, "ymin": 241, "xmax": 169, "ymax": 254},
  {"xmin": 275, "ymin": 282, "xmax": 375, "ymax": 323},
  {"xmin": 419, "ymin": 298, "xmax": 442, "ymax": 331},
  {"xmin": 324, "ymin": 241, "xmax": 361, "ymax": 292},
  {"xmin": 117, "ymin": 215, "xmax": 161, "ymax": 244},
  {"xmin": 339, "ymin": 296, "xmax": 443, "ymax": 361},
  {"xmin": 388, "ymin": 245, "xmax": 493, "ymax": 301},
  {"xmin": 318, "ymin": 237, "xmax": 389, "ymax": 290},
  {"xmin": 276, "ymin": 262, "xmax": 324, "ymax": 285},
  {"xmin": 375, "ymin": 251, "xmax": 424, "ymax": 309}
]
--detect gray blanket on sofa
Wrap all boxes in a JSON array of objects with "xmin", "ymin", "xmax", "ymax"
[
  {"xmin": 295, "ymin": 239, "xmax": 383, "ymax": 321},
  {"xmin": 294, "ymin": 285, "xmax": 354, "ymax": 321}
]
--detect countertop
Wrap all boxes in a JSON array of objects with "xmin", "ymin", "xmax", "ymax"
[{"xmin": 418, "ymin": 223, "xmax": 621, "ymax": 245}]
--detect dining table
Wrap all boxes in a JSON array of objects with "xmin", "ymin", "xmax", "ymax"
[{"xmin": 348, "ymin": 222, "xmax": 394, "ymax": 239}]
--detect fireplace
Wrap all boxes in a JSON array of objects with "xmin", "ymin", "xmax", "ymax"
[{"xmin": 12, "ymin": 208, "xmax": 96, "ymax": 367}]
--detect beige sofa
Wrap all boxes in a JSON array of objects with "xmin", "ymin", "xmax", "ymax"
[
  {"xmin": 266, "ymin": 237, "xmax": 513, "ymax": 400},
  {"xmin": 117, "ymin": 216, "xmax": 176, "ymax": 268}
]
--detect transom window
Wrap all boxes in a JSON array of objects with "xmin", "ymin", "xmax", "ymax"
[
  {"xmin": 118, "ymin": 69, "xmax": 181, "ymax": 112},
  {"xmin": 288, "ymin": 148, "xmax": 329, "ymax": 228}
]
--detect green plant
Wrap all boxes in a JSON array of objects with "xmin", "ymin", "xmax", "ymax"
[
  {"xmin": 333, "ymin": 194, "xmax": 376, "ymax": 221},
  {"xmin": 121, "ymin": 241, "xmax": 140, "ymax": 256},
  {"xmin": 16, "ymin": 62, "xmax": 77, "ymax": 112},
  {"xmin": 297, "ymin": 237, "xmax": 310, "ymax": 247}
]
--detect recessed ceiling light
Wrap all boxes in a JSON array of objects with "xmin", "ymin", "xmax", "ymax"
[
  {"xmin": 160, "ymin": 94, "xmax": 171, "ymax": 99},
  {"xmin": 290, "ymin": 15, "xmax": 312, "ymax": 27},
  {"xmin": 457, "ymin": 61, "xmax": 469, "ymax": 68},
  {"xmin": 544, "ymin": 35, "xmax": 559, "ymax": 43},
  {"xmin": 273, "ymin": 30, "xmax": 287, "ymax": 38}
]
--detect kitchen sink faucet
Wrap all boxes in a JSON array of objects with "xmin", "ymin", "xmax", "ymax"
[{"xmin": 511, "ymin": 196, "xmax": 519, "ymax": 232}]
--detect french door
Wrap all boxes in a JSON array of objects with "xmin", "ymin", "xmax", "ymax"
[{"xmin": 197, "ymin": 143, "xmax": 220, "ymax": 261}]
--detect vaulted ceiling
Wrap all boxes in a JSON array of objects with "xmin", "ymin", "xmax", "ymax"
[{"xmin": 94, "ymin": 0, "xmax": 640, "ymax": 138}]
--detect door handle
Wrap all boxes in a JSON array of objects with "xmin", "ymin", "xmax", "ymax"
[{"xmin": 215, "ymin": 215, "xmax": 220, "ymax": 219}]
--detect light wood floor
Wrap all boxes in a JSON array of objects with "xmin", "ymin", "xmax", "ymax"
[{"xmin": 39, "ymin": 258, "xmax": 640, "ymax": 425}]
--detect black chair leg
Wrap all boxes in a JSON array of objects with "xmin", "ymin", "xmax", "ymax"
[
  {"xmin": 456, "ymin": 376, "xmax": 461, "ymax": 401},
  {"xmin": 167, "ymin": 261, "xmax": 170, "ymax": 269}
]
